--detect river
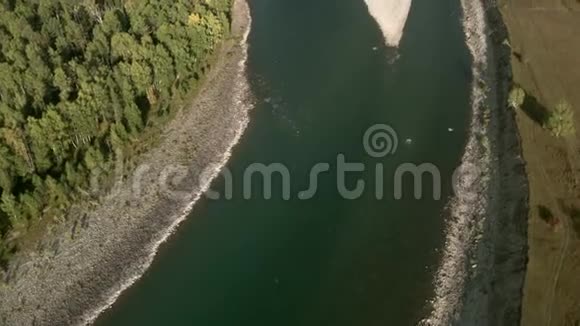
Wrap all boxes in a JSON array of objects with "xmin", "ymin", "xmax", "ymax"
[{"xmin": 95, "ymin": 0, "xmax": 471, "ymax": 324}]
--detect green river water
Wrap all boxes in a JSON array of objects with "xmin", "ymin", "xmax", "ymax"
[{"xmin": 96, "ymin": 0, "xmax": 471, "ymax": 324}]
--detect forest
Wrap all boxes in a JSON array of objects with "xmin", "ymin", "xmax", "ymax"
[{"xmin": 0, "ymin": 0, "xmax": 232, "ymax": 266}]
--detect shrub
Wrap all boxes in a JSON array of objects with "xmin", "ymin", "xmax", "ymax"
[
  {"xmin": 544, "ymin": 100, "xmax": 576, "ymax": 137},
  {"xmin": 508, "ymin": 87, "xmax": 526, "ymax": 110}
]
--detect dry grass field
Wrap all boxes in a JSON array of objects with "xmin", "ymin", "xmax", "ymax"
[{"xmin": 499, "ymin": 0, "xmax": 580, "ymax": 325}]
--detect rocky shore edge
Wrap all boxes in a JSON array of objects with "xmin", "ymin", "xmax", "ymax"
[
  {"xmin": 456, "ymin": 0, "xmax": 529, "ymax": 324},
  {"xmin": 0, "ymin": 0, "xmax": 252, "ymax": 325},
  {"xmin": 422, "ymin": 0, "xmax": 529, "ymax": 324}
]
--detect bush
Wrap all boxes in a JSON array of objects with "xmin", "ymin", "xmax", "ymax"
[
  {"xmin": 544, "ymin": 100, "xmax": 576, "ymax": 137},
  {"xmin": 508, "ymin": 87, "xmax": 526, "ymax": 110}
]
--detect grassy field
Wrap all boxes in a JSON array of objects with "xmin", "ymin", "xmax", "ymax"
[{"xmin": 498, "ymin": 0, "xmax": 580, "ymax": 325}]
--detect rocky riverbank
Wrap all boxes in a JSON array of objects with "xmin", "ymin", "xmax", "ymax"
[
  {"xmin": 0, "ymin": 0, "xmax": 252, "ymax": 325},
  {"xmin": 456, "ymin": 0, "xmax": 529, "ymax": 324},
  {"xmin": 422, "ymin": 0, "xmax": 529, "ymax": 324}
]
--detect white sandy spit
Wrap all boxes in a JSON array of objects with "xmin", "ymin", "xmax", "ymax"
[{"xmin": 363, "ymin": 0, "xmax": 412, "ymax": 47}]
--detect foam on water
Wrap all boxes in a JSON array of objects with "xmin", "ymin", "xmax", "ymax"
[
  {"xmin": 363, "ymin": 0, "xmax": 412, "ymax": 47},
  {"xmin": 76, "ymin": 3, "xmax": 254, "ymax": 325},
  {"xmin": 420, "ymin": 0, "xmax": 491, "ymax": 324}
]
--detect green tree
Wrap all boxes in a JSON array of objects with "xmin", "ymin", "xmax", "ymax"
[
  {"xmin": 123, "ymin": 102, "xmax": 144, "ymax": 133},
  {"xmin": 0, "ymin": 127, "xmax": 34, "ymax": 172},
  {"xmin": 110, "ymin": 32, "xmax": 140, "ymax": 61},
  {"xmin": 101, "ymin": 9, "xmax": 127, "ymax": 36},
  {"xmin": 27, "ymin": 109, "xmax": 71, "ymax": 170},
  {"xmin": 508, "ymin": 87, "xmax": 526, "ymax": 110},
  {"xmin": 0, "ymin": 145, "xmax": 17, "ymax": 191},
  {"xmin": 44, "ymin": 176, "xmax": 69, "ymax": 211},
  {"xmin": 544, "ymin": 100, "xmax": 576, "ymax": 138},
  {"xmin": 53, "ymin": 67, "xmax": 74, "ymax": 101},
  {"xmin": 85, "ymin": 28, "xmax": 111, "ymax": 67},
  {"xmin": 20, "ymin": 193, "xmax": 42, "ymax": 221},
  {"xmin": 84, "ymin": 146, "xmax": 105, "ymax": 171},
  {"xmin": 1, "ymin": 192, "xmax": 25, "ymax": 229},
  {"xmin": 64, "ymin": 161, "xmax": 87, "ymax": 191}
]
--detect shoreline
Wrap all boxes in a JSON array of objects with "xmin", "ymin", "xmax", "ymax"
[
  {"xmin": 422, "ymin": 0, "xmax": 529, "ymax": 324},
  {"xmin": 0, "ymin": 0, "xmax": 253, "ymax": 325},
  {"xmin": 457, "ymin": 1, "xmax": 529, "ymax": 324}
]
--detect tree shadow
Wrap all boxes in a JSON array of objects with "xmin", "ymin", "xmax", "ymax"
[
  {"xmin": 538, "ymin": 205, "xmax": 555, "ymax": 224},
  {"xmin": 135, "ymin": 95, "xmax": 151, "ymax": 123},
  {"xmin": 521, "ymin": 93, "xmax": 550, "ymax": 126}
]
